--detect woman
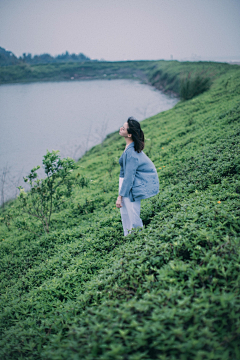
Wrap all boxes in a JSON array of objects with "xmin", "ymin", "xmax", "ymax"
[{"xmin": 116, "ymin": 117, "xmax": 159, "ymax": 236}]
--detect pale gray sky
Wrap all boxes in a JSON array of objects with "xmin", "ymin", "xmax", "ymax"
[{"xmin": 0, "ymin": 0, "xmax": 240, "ymax": 61}]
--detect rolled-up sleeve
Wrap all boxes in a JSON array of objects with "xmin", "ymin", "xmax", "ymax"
[{"xmin": 119, "ymin": 153, "xmax": 139, "ymax": 197}]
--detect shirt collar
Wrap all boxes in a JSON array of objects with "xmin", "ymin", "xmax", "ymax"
[{"xmin": 125, "ymin": 142, "xmax": 134, "ymax": 152}]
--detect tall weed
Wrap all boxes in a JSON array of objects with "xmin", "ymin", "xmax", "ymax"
[{"xmin": 180, "ymin": 72, "xmax": 212, "ymax": 100}]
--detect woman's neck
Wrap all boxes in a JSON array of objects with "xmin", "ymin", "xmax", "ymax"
[{"xmin": 125, "ymin": 138, "xmax": 134, "ymax": 150}]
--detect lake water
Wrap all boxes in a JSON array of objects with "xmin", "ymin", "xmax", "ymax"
[{"xmin": 0, "ymin": 79, "xmax": 178, "ymax": 203}]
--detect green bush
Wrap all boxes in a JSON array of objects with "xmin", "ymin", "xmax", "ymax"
[{"xmin": 17, "ymin": 150, "xmax": 77, "ymax": 233}]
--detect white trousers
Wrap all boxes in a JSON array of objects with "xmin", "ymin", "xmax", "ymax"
[{"xmin": 119, "ymin": 177, "xmax": 143, "ymax": 236}]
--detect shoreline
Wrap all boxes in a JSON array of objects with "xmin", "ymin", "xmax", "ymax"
[
  {"xmin": 0, "ymin": 59, "xmax": 236, "ymax": 98},
  {"xmin": 0, "ymin": 74, "xmax": 180, "ymax": 99}
]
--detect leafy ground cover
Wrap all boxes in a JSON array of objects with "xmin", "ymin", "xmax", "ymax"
[{"xmin": 0, "ymin": 62, "xmax": 240, "ymax": 359}]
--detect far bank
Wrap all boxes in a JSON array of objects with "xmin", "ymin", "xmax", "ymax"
[{"xmin": 0, "ymin": 59, "xmax": 238, "ymax": 98}]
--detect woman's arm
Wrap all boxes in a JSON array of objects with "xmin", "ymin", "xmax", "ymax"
[{"xmin": 119, "ymin": 153, "xmax": 139, "ymax": 198}]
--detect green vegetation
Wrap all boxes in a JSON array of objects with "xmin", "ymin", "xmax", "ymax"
[
  {"xmin": 179, "ymin": 73, "xmax": 212, "ymax": 100},
  {"xmin": 0, "ymin": 62, "xmax": 240, "ymax": 359},
  {"xmin": 149, "ymin": 61, "xmax": 232, "ymax": 96},
  {"xmin": 17, "ymin": 150, "xmax": 78, "ymax": 234}
]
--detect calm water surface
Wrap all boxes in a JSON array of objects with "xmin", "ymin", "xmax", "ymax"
[{"xmin": 0, "ymin": 79, "xmax": 178, "ymax": 202}]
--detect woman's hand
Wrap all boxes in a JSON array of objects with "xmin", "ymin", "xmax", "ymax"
[{"xmin": 116, "ymin": 196, "xmax": 122, "ymax": 208}]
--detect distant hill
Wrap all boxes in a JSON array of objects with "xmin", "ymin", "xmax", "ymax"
[
  {"xmin": 0, "ymin": 47, "xmax": 93, "ymax": 66},
  {"xmin": 0, "ymin": 47, "xmax": 20, "ymax": 66}
]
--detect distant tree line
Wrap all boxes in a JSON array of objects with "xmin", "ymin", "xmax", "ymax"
[
  {"xmin": 0, "ymin": 47, "xmax": 94, "ymax": 66},
  {"xmin": 0, "ymin": 47, "xmax": 19, "ymax": 65}
]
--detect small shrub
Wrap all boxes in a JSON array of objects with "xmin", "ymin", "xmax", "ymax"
[{"xmin": 17, "ymin": 150, "xmax": 76, "ymax": 233}]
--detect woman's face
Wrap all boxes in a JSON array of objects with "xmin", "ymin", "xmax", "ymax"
[{"xmin": 119, "ymin": 122, "xmax": 131, "ymax": 138}]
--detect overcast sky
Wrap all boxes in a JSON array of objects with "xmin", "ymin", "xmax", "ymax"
[{"xmin": 0, "ymin": 0, "xmax": 240, "ymax": 61}]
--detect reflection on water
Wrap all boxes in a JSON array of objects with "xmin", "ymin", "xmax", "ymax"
[{"xmin": 0, "ymin": 79, "xmax": 178, "ymax": 203}]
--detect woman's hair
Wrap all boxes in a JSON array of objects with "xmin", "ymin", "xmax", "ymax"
[{"xmin": 127, "ymin": 117, "xmax": 144, "ymax": 153}]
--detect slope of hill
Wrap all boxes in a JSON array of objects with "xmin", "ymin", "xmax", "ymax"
[{"xmin": 0, "ymin": 62, "xmax": 240, "ymax": 360}]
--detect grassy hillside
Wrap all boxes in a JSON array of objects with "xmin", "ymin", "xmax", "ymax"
[
  {"xmin": 149, "ymin": 61, "xmax": 231, "ymax": 95},
  {"xmin": 0, "ymin": 63, "xmax": 240, "ymax": 360}
]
